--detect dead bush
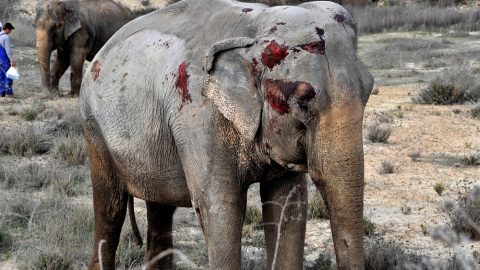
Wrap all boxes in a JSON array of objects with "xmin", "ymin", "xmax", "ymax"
[{"xmin": 367, "ymin": 122, "xmax": 393, "ymax": 143}]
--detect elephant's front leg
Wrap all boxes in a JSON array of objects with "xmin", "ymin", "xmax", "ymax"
[
  {"xmin": 188, "ymin": 171, "xmax": 246, "ymax": 270},
  {"xmin": 260, "ymin": 172, "xmax": 307, "ymax": 270},
  {"xmin": 69, "ymin": 45, "xmax": 91, "ymax": 96},
  {"xmin": 194, "ymin": 185, "xmax": 247, "ymax": 269},
  {"xmin": 49, "ymin": 49, "xmax": 70, "ymax": 95}
]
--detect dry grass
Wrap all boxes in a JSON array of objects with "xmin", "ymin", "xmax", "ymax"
[
  {"xmin": 448, "ymin": 187, "xmax": 480, "ymax": 241},
  {"xmin": 414, "ymin": 65, "xmax": 480, "ymax": 105},
  {"xmin": 348, "ymin": 5, "xmax": 480, "ymax": 34}
]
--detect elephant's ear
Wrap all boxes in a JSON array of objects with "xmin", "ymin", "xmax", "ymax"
[
  {"xmin": 64, "ymin": 4, "xmax": 81, "ymax": 40},
  {"xmin": 202, "ymin": 38, "xmax": 262, "ymax": 142}
]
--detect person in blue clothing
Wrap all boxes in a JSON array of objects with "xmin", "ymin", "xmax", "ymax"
[{"xmin": 0, "ymin": 22, "xmax": 15, "ymax": 97}]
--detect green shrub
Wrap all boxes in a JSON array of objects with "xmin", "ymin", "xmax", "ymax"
[
  {"xmin": 367, "ymin": 123, "xmax": 393, "ymax": 143},
  {"xmin": 371, "ymin": 88, "xmax": 379, "ymax": 95},
  {"xmin": 308, "ymin": 194, "xmax": 329, "ymax": 220},
  {"xmin": 363, "ymin": 217, "xmax": 376, "ymax": 236},
  {"xmin": 434, "ymin": 182, "xmax": 445, "ymax": 196},
  {"xmin": 244, "ymin": 205, "xmax": 263, "ymax": 226}
]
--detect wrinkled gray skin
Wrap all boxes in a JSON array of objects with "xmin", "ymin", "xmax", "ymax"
[
  {"xmin": 80, "ymin": 0, "xmax": 373, "ymax": 269},
  {"xmin": 35, "ymin": 0, "xmax": 132, "ymax": 96}
]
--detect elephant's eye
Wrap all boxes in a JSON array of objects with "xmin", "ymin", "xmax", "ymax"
[{"xmin": 298, "ymin": 100, "xmax": 309, "ymax": 109}]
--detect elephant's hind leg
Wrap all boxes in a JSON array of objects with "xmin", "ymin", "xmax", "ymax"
[
  {"xmin": 86, "ymin": 137, "xmax": 128, "ymax": 270},
  {"xmin": 143, "ymin": 203, "xmax": 176, "ymax": 270}
]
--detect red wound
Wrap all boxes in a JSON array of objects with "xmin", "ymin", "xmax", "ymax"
[
  {"xmin": 300, "ymin": 41, "xmax": 325, "ymax": 55},
  {"xmin": 176, "ymin": 61, "xmax": 192, "ymax": 111},
  {"xmin": 261, "ymin": 41, "xmax": 289, "ymax": 70},
  {"xmin": 92, "ymin": 60, "xmax": 101, "ymax": 82}
]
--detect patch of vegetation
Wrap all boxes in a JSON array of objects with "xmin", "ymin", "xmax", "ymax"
[
  {"xmin": 116, "ymin": 231, "xmax": 146, "ymax": 269},
  {"xmin": 471, "ymin": 104, "xmax": 480, "ymax": 119},
  {"xmin": 420, "ymin": 224, "xmax": 428, "ymax": 235},
  {"xmin": 308, "ymin": 193, "xmax": 329, "ymax": 220},
  {"xmin": 434, "ymin": 182, "xmax": 445, "ymax": 196},
  {"xmin": 463, "ymin": 152, "xmax": 480, "ymax": 166},
  {"xmin": 4, "ymin": 194, "xmax": 36, "ymax": 229},
  {"xmin": 32, "ymin": 252, "xmax": 74, "ymax": 270},
  {"xmin": 0, "ymin": 125, "xmax": 52, "ymax": 156},
  {"xmin": 54, "ymin": 135, "xmax": 88, "ymax": 166},
  {"xmin": 0, "ymin": 224, "xmax": 13, "ymax": 249},
  {"xmin": 371, "ymin": 88, "xmax": 380, "ymax": 95},
  {"xmin": 414, "ymin": 65, "xmax": 480, "ymax": 105},
  {"xmin": 307, "ymin": 252, "xmax": 333, "ymax": 270},
  {"xmin": 363, "ymin": 237, "xmax": 472, "ymax": 270},
  {"xmin": 448, "ymin": 187, "xmax": 480, "ymax": 240},
  {"xmin": 20, "ymin": 101, "xmax": 46, "ymax": 122},
  {"xmin": 453, "ymin": 108, "xmax": 462, "ymax": 114},
  {"xmin": 364, "ymin": 238, "xmax": 413, "ymax": 270},
  {"xmin": 401, "ymin": 204, "xmax": 412, "ymax": 215},
  {"xmin": 407, "ymin": 150, "xmax": 421, "ymax": 161},
  {"xmin": 367, "ymin": 122, "xmax": 393, "ymax": 143},
  {"xmin": 244, "ymin": 205, "xmax": 263, "ymax": 226},
  {"xmin": 379, "ymin": 161, "xmax": 395, "ymax": 174},
  {"xmin": 363, "ymin": 217, "xmax": 376, "ymax": 236},
  {"xmin": 243, "ymin": 205, "xmax": 263, "ymax": 237},
  {"xmin": 349, "ymin": 5, "xmax": 480, "ymax": 34}
]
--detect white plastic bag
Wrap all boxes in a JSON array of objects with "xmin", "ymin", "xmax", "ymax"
[{"xmin": 6, "ymin": 67, "xmax": 19, "ymax": 80}]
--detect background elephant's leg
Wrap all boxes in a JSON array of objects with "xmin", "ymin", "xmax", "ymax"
[
  {"xmin": 260, "ymin": 172, "xmax": 307, "ymax": 270},
  {"xmin": 49, "ymin": 50, "xmax": 70, "ymax": 94},
  {"xmin": 69, "ymin": 46, "xmax": 90, "ymax": 96},
  {"xmin": 87, "ymin": 139, "xmax": 128, "ymax": 270},
  {"xmin": 143, "ymin": 203, "xmax": 176, "ymax": 270}
]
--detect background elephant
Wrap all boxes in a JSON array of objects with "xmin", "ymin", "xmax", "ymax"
[
  {"xmin": 80, "ymin": 0, "xmax": 373, "ymax": 269},
  {"xmin": 34, "ymin": 0, "xmax": 133, "ymax": 96}
]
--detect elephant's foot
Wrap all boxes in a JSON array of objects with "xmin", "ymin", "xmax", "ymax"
[{"xmin": 67, "ymin": 91, "xmax": 79, "ymax": 98}]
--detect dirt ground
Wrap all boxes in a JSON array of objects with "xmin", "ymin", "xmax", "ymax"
[{"xmin": 0, "ymin": 3, "xmax": 479, "ymax": 269}]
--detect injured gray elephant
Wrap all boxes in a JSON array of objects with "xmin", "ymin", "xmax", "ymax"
[{"xmin": 80, "ymin": 0, "xmax": 374, "ymax": 269}]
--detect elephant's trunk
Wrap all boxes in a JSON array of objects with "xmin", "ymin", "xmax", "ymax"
[
  {"xmin": 308, "ymin": 99, "xmax": 365, "ymax": 270},
  {"xmin": 36, "ymin": 28, "xmax": 52, "ymax": 93}
]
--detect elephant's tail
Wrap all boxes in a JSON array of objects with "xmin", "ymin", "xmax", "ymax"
[{"xmin": 128, "ymin": 194, "xmax": 143, "ymax": 247}]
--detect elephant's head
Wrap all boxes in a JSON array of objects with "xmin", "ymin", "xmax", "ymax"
[
  {"xmin": 203, "ymin": 3, "xmax": 373, "ymax": 269},
  {"xmin": 34, "ymin": 0, "xmax": 81, "ymax": 92}
]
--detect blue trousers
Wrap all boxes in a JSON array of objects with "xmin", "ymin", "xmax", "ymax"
[{"xmin": 0, "ymin": 45, "xmax": 13, "ymax": 95}]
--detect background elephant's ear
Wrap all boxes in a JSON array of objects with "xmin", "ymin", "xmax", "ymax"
[
  {"xmin": 202, "ymin": 38, "xmax": 262, "ymax": 142},
  {"xmin": 64, "ymin": 5, "xmax": 81, "ymax": 40}
]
